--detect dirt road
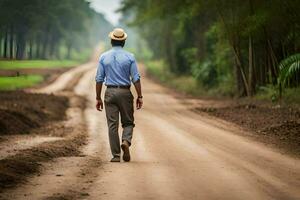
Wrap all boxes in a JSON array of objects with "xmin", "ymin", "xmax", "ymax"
[{"xmin": 1, "ymin": 52, "xmax": 300, "ymax": 200}]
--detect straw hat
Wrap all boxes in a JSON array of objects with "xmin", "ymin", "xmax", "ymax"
[{"xmin": 108, "ymin": 28, "xmax": 127, "ymax": 41}]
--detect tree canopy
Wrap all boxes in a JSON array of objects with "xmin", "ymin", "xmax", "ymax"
[
  {"xmin": 119, "ymin": 0, "xmax": 300, "ymax": 96},
  {"xmin": 0, "ymin": 0, "xmax": 113, "ymax": 60}
]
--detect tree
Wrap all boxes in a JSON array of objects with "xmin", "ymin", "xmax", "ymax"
[
  {"xmin": 119, "ymin": 0, "xmax": 300, "ymax": 97},
  {"xmin": 0, "ymin": 0, "xmax": 113, "ymax": 60}
]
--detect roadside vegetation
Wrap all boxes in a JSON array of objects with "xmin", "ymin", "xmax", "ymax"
[
  {"xmin": 145, "ymin": 59, "xmax": 300, "ymax": 103},
  {"xmin": 0, "ymin": 75, "xmax": 43, "ymax": 90},
  {"xmin": 146, "ymin": 60, "xmax": 234, "ymax": 97},
  {"xmin": 0, "ymin": 0, "xmax": 112, "ymax": 61},
  {"xmin": 120, "ymin": 0, "xmax": 300, "ymax": 103},
  {"xmin": 0, "ymin": 60, "xmax": 80, "ymax": 70}
]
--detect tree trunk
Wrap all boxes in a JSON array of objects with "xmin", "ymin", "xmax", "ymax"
[
  {"xmin": 234, "ymin": 57, "xmax": 245, "ymax": 96},
  {"xmin": 9, "ymin": 26, "xmax": 14, "ymax": 59},
  {"xmin": 66, "ymin": 43, "xmax": 72, "ymax": 59},
  {"xmin": 41, "ymin": 26, "xmax": 50, "ymax": 59},
  {"xmin": 261, "ymin": 49, "xmax": 267, "ymax": 85},
  {"xmin": 41, "ymin": 34, "xmax": 49, "ymax": 59},
  {"xmin": 248, "ymin": 36, "xmax": 254, "ymax": 95},
  {"xmin": 232, "ymin": 43, "xmax": 250, "ymax": 96},
  {"xmin": 35, "ymin": 37, "xmax": 41, "ymax": 58},
  {"xmin": 267, "ymin": 38, "xmax": 278, "ymax": 84},
  {"xmin": 16, "ymin": 32, "xmax": 26, "ymax": 60},
  {"xmin": 0, "ymin": 33, "xmax": 2, "ymax": 57},
  {"xmin": 55, "ymin": 44, "xmax": 60, "ymax": 59},
  {"xmin": 49, "ymin": 34, "xmax": 57, "ymax": 59},
  {"xmin": 29, "ymin": 40, "xmax": 33, "ymax": 59},
  {"xmin": 216, "ymin": 4, "xmax": 249, "ymax": 96},
  {"xmin": 3, "ymin": 29, "xmax": 8, "ymax": 58},
  {"xmin": 248, "ymin": 0, "xmax": 255, "ymax": 95}
]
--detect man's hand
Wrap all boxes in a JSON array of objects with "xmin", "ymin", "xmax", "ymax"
[
  {"xmin": 136, "ymin": 97, "xmax": 143, "ymax": 110},
  {"xmin": 96, "ymin": 99, "xmax": 103, "ymax": 111}
]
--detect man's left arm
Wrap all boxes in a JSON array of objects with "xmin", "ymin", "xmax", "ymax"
[{"xmin": 130, "ymin": 55, "xmax": 143, "ymax": 109}]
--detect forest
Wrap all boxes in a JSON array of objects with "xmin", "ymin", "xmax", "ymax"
[
  {"xmin": 0, "ymin": 0, "xmax": 112, "ymax": 60},
  {"xmin": 119, "ymin": 0, "xmax": 300, "ymax": 98}
]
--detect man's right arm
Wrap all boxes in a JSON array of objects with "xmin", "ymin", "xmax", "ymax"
[{"xmin": 95, "ymin": 56, "xmax": 105, "ymax": 111}]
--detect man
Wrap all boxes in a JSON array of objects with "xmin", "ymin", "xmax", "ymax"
[{"xmin": 95, "ymin": 28, "xmax": 143, "ymax": 162}]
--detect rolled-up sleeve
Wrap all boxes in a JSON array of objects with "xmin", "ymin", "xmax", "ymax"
[
  {"xmin": 95, "ymin": 56, "xmax": 105, "ymax": 83},
  {"xmin": 130, "ymin": 55, "xmax": 140, "ymax": 83}
]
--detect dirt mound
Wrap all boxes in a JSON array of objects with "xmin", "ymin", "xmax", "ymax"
[
  {"xmin": 0, "ymin": 90, "xmax": 88, "ymax": 192},
  {"xmin": 195, "ymin": 103, "xmax": 300, "ymax": 156},
  {"xmin": 0, "ymin": 94, "xmax": 87, "ymax": 191},
  {"xmin": 262, "ymin": 120, "xmax": 300, "ymax": 136},
  {"xmin": 0, "ymin": 110, "xmax": 39, "ymax": 134},
  {"xmin": 0, "ymin": 91, "xmax": 68, "ymax": 135},
  {"xmin": 0, "ymin": 131, "xmax": 87, "ymax": 191}
]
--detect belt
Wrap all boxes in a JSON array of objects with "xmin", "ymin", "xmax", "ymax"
[{"xmin": 106, "ymin": 85, "xmax": 130, "ymax": 89}]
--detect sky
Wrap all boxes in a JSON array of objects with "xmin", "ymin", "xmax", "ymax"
[{"xmin": 89, "ymin": 0, "xmax": 122, "ymax": 26}]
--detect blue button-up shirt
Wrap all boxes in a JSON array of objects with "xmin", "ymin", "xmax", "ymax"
[{"xmin": 95, "ymin": 47, "xmax": 140, "ymax": 85}]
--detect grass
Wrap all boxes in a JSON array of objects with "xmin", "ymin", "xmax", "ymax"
[
  {"xmin": 256, "ymin": 85, "xmax": 300, "ymax": 105},
  {"xmin": 0, "ymin": 75, "xmax": 44, "ymax": 90},
  {"xmin": 145, "ymin": 60, "xmax": 207, "ymax": 97},
  {"xmin": 0, "ymin": 47, "xmax": 93, "ymax": 90},
  {"xmin": 283, "ymin": 88, "xmax": 300, "ymax": 104},
  {"xmin": 0, "ymin": 60, "xmax": 81, "ymax": 70}
]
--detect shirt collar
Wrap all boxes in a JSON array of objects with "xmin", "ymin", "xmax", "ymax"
[{"xmin": 112, "ymin": 46, "xmax": 123, "ymax": 50}]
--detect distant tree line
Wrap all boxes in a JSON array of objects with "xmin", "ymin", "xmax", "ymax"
[
  {"xmin": 120, "ymin": 0, "xmax": 300, "ymax": 96},
  {"xmin": 0, "ymin": 0, "xmax": 113, "ymax": 60}
]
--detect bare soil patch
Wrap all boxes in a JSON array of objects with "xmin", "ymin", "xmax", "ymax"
[
  {"xmin": 0, "ymin": 93, "xmax": 88, "ymax": 192},
  {"xmin": 194, "ymin": 100, "xmax": 300, "ymax": 157},
  {"xmin": 0, "ymin": 130, "xmax": 86, "ymax": 191},
  {"xmin": 0, "ymin": 91, "xmax": 68, "ymax": 136}
]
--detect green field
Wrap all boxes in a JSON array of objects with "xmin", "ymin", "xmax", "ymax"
[
  {"xmin": 0, "ymin": 59, "xmax": 85, "ymax": 90},
  {"xmin": 0, "ymin": 75, "xmax": 44, "ymax": 90},
  {"xmin": 0, "ymin": 60, "xmax": 81, "ymax": 70}
]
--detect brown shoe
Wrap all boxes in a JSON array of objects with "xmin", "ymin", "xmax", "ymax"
[
  {"xmin": 121, "ymin": 140, "xmax": 130, "ymax": 162},
  {"xmin": 110, "ymin": 156, "xmax": 120, "ymax": 162}
]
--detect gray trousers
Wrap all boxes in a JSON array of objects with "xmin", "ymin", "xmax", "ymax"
[{"xmin": 104, "ymin": 88, "xmax": 135, "ymax": 157}]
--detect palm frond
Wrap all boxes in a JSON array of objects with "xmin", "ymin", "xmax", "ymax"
[{"xmin": 278, "ymin": 54, "xmax": 300, "ymax": 87}]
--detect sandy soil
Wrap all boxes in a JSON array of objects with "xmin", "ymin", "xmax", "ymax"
[
  {"xmin": 0, "ymin": 91, "xmax": 68, "ymax": 135},
  {"xmin": 0, "ymin": 48, "xmax": 300, "ymax": 199}
]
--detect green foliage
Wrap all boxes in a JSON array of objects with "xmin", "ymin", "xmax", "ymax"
[
  {"xmin": 181, "ymin": 48, "xmax": 198, "ymax": 66},
  {"xmin": 281, "ymin": 88, "xmax": 300, "ymax": 104},
  {"xmin": 145, "ymin": 60, "xmax": 205, "ymax": 96},
  {"xmin": 256, "ymin": 85, "xmax": 279, "ymax": 103},
  {"xmin": 191, "ymin": 60, "xmax": 217, "ymax": 87},
  {"xmin": 0, "ymin": 75, "xmax": 43, "ymax": 90},
  {"xmin": 0, "ymin": 60, "xmax": 81, "ymax": 69},
  {"xmin": 145, "ymin": 59, "xmax": 234, "ymax": 97},
  {"xmin": 125, "ymin": 40, "xmax": 153, "ymax": 61},
  {"xmin": 69, "ymin": 48, "xmax": 92, "ymax": 62},
  {"xmin": 120, "ymin": 0, "xmax": 300, "ymax": 100},
  {"xmin": 146, "ymin": 60, "xmax": 170, "ymax": 82},
  {"xmin": 278, "ymin": 54, "xmax": 300, "ymax": 88},
  {"xmin": 256, "ymin": 85, "xmax": 300, "ymax": 105}
]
